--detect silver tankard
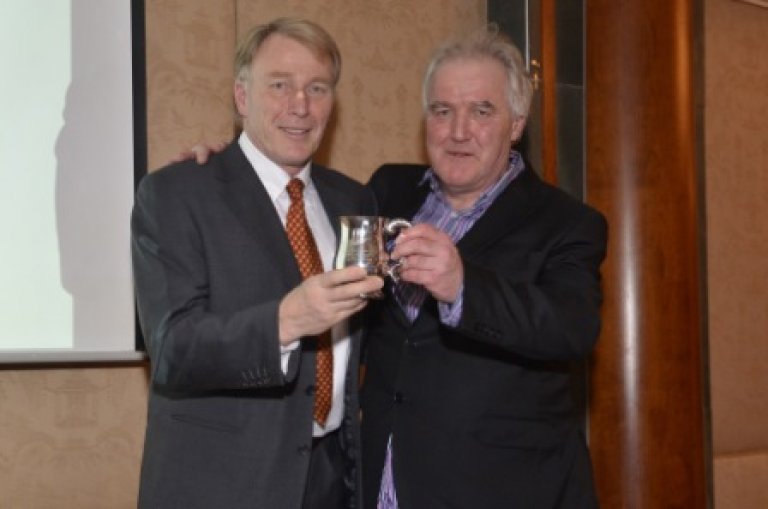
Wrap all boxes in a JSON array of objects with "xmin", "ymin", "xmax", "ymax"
[{"xmin": 335, "ymin": 216, "xmax": 411, "ymax": 298}]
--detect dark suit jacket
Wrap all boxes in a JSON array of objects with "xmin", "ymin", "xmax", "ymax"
[
  {"xmin": 361, "ymin": 164, "xmax": 608, "ymax": 509},
  {"xmin": 131, "ymin": 143, "xmax": 374, "ymax": 509}
]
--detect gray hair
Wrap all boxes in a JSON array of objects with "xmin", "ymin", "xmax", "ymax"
[{"xmin": 422, "ymin": 24, "xmax": 533, "ymax": 119}]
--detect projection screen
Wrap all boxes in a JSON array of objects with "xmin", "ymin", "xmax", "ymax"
[{"xmin": 0, "ymin": 0, "xmax": 145, "ymax": 362}]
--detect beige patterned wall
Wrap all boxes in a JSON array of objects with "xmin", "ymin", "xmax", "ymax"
[
  {"xmin": 0, "ymin": 1, "xmax": 486, "ymax": 507},
  {"xmin": 0, "ymin": 366, "xmax": 148, "ymax": 508},
  {"xmin": 706, "ymin": 1, "xmax": 768, "ymax": 507},
  {"xmin": 146, "ymin": 0, "xmax": 237, "ymax": 170}
]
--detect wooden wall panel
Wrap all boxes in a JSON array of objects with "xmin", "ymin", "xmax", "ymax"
[
  {"xmin": 706, "ymin": 0, "xmax": 768, "ymax": 455},
  {"xmin": 706, "ymin": 0, "xmax": 768, "ymax": 507},
  {"xmin": 539, "ymin": 0, "xmax": 558, "ymax": 185},
  {"xmin": 585, "ymin": 1, "xmax": 708, "ymax": 507}
]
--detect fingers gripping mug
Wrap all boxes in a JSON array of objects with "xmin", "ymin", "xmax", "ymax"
[{"xmin": 335, "ymin": 216, "xmax": 411, "ymax": 298}]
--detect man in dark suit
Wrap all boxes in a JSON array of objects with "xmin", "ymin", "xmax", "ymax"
[
  {"xmin": 131, "ymin": 18, "xmax": 382, "ymax": 509},
  {"xmin": 361, "ymin": 26, "xmax": 608, "ymax": 508}
]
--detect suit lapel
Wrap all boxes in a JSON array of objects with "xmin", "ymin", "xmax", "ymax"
[
  {"xmin": 392, "ymin": 173, "xmax": 431, "ymax": 222},
  {"xmin": 214, "ymin": 144, "xmax": 301, "ymax": 286},
  {"xmin": 457, "ymin": 167, "xmax": 545, "ymax": 257},
  {"xmin": 311, "ymin": 166, "xmax": 344, "ymax": 244}
]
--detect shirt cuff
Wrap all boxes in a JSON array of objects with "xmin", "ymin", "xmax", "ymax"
[
  {"xmin": 279, "ymin": 340, "xmax": 300, "ymax": 374},
  {"xmin": 438, "ymin": 285, "xmax": 464, "ymax": 327}
]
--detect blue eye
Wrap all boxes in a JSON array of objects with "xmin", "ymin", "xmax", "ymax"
[{"xmin": 308, "ymin": 83, "xmax": 330, "ymax": 96}]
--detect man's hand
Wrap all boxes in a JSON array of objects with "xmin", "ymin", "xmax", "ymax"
[
  {"xmin": 169, "ymin": 141, "xmax": 227, "ymax": 165},
  {"xmin": 390, "ymin": 223, "xmax": 463, "ymax": 303},
  {"xmin": 278, "ymin": 266, "xmax": 383, "ymax": 344}
]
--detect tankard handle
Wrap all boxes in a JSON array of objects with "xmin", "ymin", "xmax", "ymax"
[{"xmin": 383, "ymin": 219, "xmax": 412, "ymax": 282}]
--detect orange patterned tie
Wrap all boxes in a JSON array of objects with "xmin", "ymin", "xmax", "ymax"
[{"xmin": 285, "ymin": 178, "xmax": 333, "ymax": 427}]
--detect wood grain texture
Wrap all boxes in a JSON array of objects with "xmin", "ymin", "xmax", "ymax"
[
  {"xmin": 539, "ymin": 0, "xmax": 558, "ymax": 185},
  {"xmin": 585, "ymin": 1, "xmax": 708, "ymax": 507}
]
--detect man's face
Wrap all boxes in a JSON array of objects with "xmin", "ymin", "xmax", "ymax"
[
  {"xmin": 425, "ymin": 57, "xmax": 526, "ymax": 210},
  {"xmin": 234, "ymin": 34, "xmax": 334, "ymax": 176}
]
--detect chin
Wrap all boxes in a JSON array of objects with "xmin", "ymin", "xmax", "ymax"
[
  {"xmin": 437, "ymin": 159, "xmax": 477, "ymax": 176},
  {"xmin": 280, "ymin": 148, "xmax": 314, "ymax": 165}
]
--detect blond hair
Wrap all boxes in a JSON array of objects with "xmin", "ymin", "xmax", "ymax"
[{"xmin": 234, "ymin": 17, "xmax": 341, "ymax": 87}]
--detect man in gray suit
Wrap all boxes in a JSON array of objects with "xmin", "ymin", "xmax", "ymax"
[{"xmin": 131, "ymin": 18, "xmax": 383, "ymax": 509}]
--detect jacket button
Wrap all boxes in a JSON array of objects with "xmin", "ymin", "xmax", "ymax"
[
  {"xmin": 393, "ymin": 392, "xmax": 405, "ymax": 403},
  {"xmin": 297, "ymin": 444, "xmax": 311, "ymax": 456},
  {"xmin": 305, "ymin": 384, "xmax": 315, "ymax": 396}
]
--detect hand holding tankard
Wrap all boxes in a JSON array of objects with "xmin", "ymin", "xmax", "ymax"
[{"xmin": 335, "ymin": 216, "xmax": 411, "ymax": 298}]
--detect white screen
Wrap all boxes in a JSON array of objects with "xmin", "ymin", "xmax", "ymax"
[{"xmin": 0, "ymin": 1, "xmax": 139, "ymax": 362}]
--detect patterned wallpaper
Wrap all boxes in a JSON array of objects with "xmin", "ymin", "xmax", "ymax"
[
  {"xmin": 0, "ymin": 366, "xmax": 148, "ymax": 508},
  {"xmin": 146, "ymin": 0, "xmax": 237, "ymax": 170}
]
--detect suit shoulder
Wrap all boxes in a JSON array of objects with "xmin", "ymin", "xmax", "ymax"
[
  {"xmin": 368, "ymin": 163, "xmax": 429, "ymax": 192},
  {"xmin": 137, "ymin": 143, "xmax": 242, "ymax": 194},
  {"xmin": 137, "ymin": 161, "xmax": 201, "ymax": 199},
  {"xmin": 534, "ymin": 176, "xmax": 605, "ymax": 223},
  {"xmin": 312, "ymin": 164, "xmax": 366, "ymax": 191},
  {"xmin": 142, "ymin": 159, "xmax": 206, "ymax": 183},
  {"xmin": 371, "ymin": 163, "xmax": 429, "ymax": 181}
]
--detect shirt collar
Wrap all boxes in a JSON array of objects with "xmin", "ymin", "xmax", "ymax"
[
  {"xmin": 420, "ymin": 149, "xmax": 526, "ymax": 215},
  {"xmin": 238, "ymin": 131, "xmax": 312, "ymax": 203}
]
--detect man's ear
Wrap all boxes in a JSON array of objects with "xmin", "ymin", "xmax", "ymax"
[
  {"xmin": 234, "ymin": 81, "xmax": 248, "ymax": 117},
  {"xmin": 510, "ymin": 116, "xmax": 528, "ymax": 143}
]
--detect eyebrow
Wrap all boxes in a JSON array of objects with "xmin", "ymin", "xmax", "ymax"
[
  {"xmin": 428, "ymin": 100, "xmax": 497, "ymax": 110},
  {"xmin": 265, "ymin": 71, "xmax": 331, "ymax": 83},
  {"xmin": 428, "ymin": 100, "xmax": 451, "ymax": 109},
  {"xmin": 266, "ymin": 71, "xmax": 292, "ymax": 78},
  {"xmin": 473, "ymin": 100, "xmax": 495, "ymax": 109}
]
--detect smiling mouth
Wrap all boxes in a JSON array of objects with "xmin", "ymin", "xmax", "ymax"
[
  {"xmin": 280, "ymin": 127, "xmax": 312, "ymax": 137},
  {"xmin": 446, "ymin": 150, "xmax": 472, "ymax": 158}
]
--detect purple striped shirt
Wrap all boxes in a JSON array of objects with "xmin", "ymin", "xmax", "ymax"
[{"xmin": 392, "ymin": 150, "xmax": 526, "ymax": 324}]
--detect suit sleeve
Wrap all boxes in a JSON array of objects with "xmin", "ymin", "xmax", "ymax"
[
  {"xmin": 131, "ymin": 171, "xmax": 292, "ymax": 392},
  {"xmin": 456, "ymin": 205, "xmax": 608, "ymax": 361}
]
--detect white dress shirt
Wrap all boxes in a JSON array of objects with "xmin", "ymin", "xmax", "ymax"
[{"xmin": 239, "ymin": 133, "xmax": 351, "ymax": 437}]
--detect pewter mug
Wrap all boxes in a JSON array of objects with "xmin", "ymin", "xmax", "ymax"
[{"xmin": 335, "ymin": 216, "xmax": 411, "ymax": 296}]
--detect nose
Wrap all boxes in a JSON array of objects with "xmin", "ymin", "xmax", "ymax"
[
  {"xmin": 289, "ymin": 89, "xmax": 309, "ymax": 117},
  {"xmin": 450, "ymin": 111, "xmax": 469, "ymax": 141}
]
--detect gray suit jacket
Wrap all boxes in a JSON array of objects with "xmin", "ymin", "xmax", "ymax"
[{"xmin": 131, "ymin": 143, "xmax": 374, "ymax": 508}]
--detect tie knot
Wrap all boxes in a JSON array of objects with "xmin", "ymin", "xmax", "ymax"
[{"xmin": 286, "ymin": 178, "xmax": 305, "ymax": 202}]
